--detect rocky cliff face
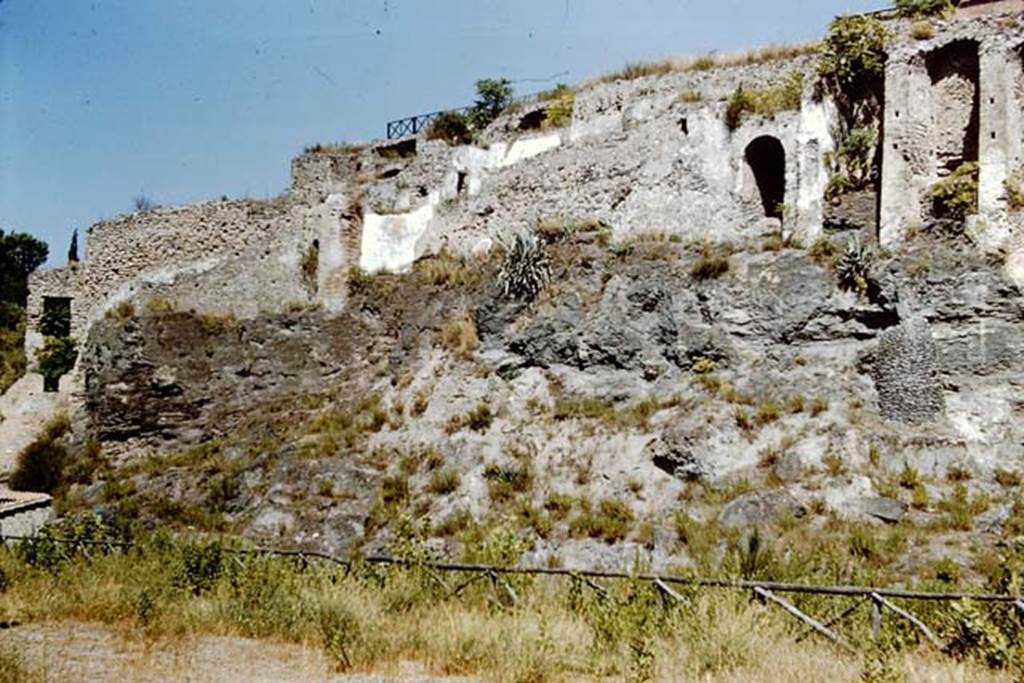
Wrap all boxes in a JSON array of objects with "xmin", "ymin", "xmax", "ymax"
[{"xmin": 64, "ymin": 232, "xmax": 1024, "ymax": 577}]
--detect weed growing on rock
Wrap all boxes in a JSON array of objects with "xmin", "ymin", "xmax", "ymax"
[
  {"xmin": 836, "ymin": 238, "xmax": 873, "ymax": 294},
  {"xmin": 911, "ymin": 19, "xmax": 936, "ymax": 40},
  {"xmin": 439, "ymin": 314, "xmax": 479, "ymax": 359},
  {"xmin": 994, "ymin": 468, "xmax": 1022, "ymax": 488},
  {"xmin": 428, "ymin": 469, "xmax": 461, "ymax": 496},
  {"xmin": 569, "ymin": 498, "xmax": 634, "ymax": 543},
  {"xmin": 690, "ymin": 242, "xmax": 732, "ymax": 280},
  {"xmin": 483, "ymin": 462, "xmax": 533, "ymax": 503}
]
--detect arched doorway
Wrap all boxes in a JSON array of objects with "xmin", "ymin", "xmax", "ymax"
[{"xmin": 744, "ymin": 136, "xmax": 786, "ymax": 220}]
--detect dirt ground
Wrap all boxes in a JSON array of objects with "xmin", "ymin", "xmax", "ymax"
[{"xmin": 0, "ymin": 622, "xmax": 468, "ymax": 683}]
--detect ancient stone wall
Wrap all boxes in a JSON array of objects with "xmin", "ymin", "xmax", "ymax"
[
  {"xmin": 25, "ymin": 197, "xmax": 347, "ymax": 370},
  {"xmin": 880, "ymin": 13, "xmax": 1024, "ymax": 248}
]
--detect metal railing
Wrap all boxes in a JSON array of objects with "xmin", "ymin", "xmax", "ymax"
[{"xmin": 386, "ymin": 107, "xmax": 473, "ymax": 140}]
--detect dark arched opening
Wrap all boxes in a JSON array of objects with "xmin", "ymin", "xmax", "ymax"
[{"xmin": 744, "ymin": 136, "xmax": 786, "ymax": 219}]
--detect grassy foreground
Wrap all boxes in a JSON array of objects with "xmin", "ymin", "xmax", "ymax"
[{"xmin": 0, "ymin": 518, "xmax": 1020, "ymax": 682}]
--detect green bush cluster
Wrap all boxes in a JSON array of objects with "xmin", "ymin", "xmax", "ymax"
[
  {"xmin": 427, "ymin": 78, "xmax": 514, "ymax": 145},
  {"xmin": 538, "ymin": 84, "xmax": 575, "ymax": 129},
  {"xmin": 568, "ymin": 498, "xmax": 634, "ymax": 543},
  {"xmin": 817, "ymin": 15, "xmax": 890, "ymax": 97},
  {"xmin": 725, "ymin": 72, "xmax": 803, "ymax": 131},
  {"xmin": 825, "ymin": 126, "xmax": 879, "ymax": 201},
  {"xmin": 895, "ymin": 0, "xmax": 954, "ymax": 18},
  {"xmin": 932, "ymin": 162, "xmax": 979, "ymax": 222}
]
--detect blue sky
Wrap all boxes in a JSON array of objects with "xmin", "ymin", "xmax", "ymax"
[{"xmin": 0, "ymin": 0, "xmax": 885, "ymax": 264}]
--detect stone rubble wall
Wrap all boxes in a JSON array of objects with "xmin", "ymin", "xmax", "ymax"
[{"xmin": 25, "ymin": 197, "xmax": 342, "ymax": 367}]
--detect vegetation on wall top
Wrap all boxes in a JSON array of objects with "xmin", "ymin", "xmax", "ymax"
[
  {"xmin": 594, "ymin": 43, "xmax": 820, "ymax": 85},
  {"xmin": 896, "ymin": 0, "xmax": 955, "ymax": 18},
  {"xmin": 818, "ymin": 15, "xmax": 891, "ymax": 203},
  {"xmin": 725, "ymin": 72, "xmax": 804, "ymax": 131},
  {"xmin": 427, "ymin": 78, "xmax": 515, "ymax": 146},
  {"xmin": 817, "ymin": 15, "xmax": 890, "ymax": 101}
]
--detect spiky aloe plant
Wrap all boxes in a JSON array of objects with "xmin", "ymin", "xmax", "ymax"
[
  {"xmin": 497, "ymin": 231, "xmax": 551, "ymax": 301},
  {"xmin": 836, "ymin": 238, "xmax": 872, "ymax": 293}
]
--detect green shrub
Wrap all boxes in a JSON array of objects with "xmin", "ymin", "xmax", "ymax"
[
  {"xmin": 817, "ymin": 15, "xmax": 890, "ymax": 96},
  {"xmin": 599, "ymin": 60, "xmax": 674, "ymax": 83},
  {"xmin": 944, "ymin": 599, "xmax": 1013, "ymax": 669},
  {"xmin": 9, "ymin": 415, "xmax": 71, "ymax": 493},
  {"xmin": 35, "ymin": 335, "xmax": 77, "ymax": 389},
  {"xmin": 303, "ymin": 142, "xmax": 365, "ymax": 155},
  {"xmin": 144, "ymin": 296, "xmax": 176, "ymax": 313},
  {"xmin": 725, "ymin": 72, "xmax": 803, "ymax": 131},
  {"xmin": 380, "ymin": 475, "xmax": 410, "ymax": 507},
  {"xmin": 470, "ymin": 78, "xmax": 513, "ymax": 130},
  {"xmin": 932, "ymin": 162, "xmax": 979, "ymax": 221},
  {"xmin": 465, "ymin": 402, "xmax": 494, "ymax": 433},
  {"xmin": 1005, "ymin": 169, "xmax": 1024, "ymax": 210},
  {"xmin": 825, "ymin": 126, "xmax": 878, "ymax": 200},
  {"xmin": 0, "ymin": 312, "xmax": 26, "ymax": 395},
  {"xmin": 896, "ymin": 0, "xmax": 953, "ymax": 18},
  {"xmin": 539, "ymin": 84, "xmax": 575, "ymax": 129},
  {"xmin": 836, "ymin": 239, "xmax": 872, "ymax": 294},
  {"xmin": 174, "ymin": 541, "xmax": 224, "ymax": 596},
  {"xmin": 426, "ymin": 111, "xmax": 474, "ymax": 146},
  {"xmin": 911, "ymin": 19, "xmax": 936, "ymax": 40},
  {"xmin": 569, "ymin": 498, "xmax": 634, "ymax": 543}
]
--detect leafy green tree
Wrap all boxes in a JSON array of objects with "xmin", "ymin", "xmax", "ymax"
[
  {"xmin": 0, "ymin": 230, "xmax": 47, "ymax": 393},
  {"xmin": 35, "ymin": 335, "xmax": 78, "ymax": 392},
  {"xmin": 470, "ymin": 78, "xmax": 514, "ymax": 130},
  {"xmin": 0, "ymin": 230, "xmax": 49, "ymax": 308}
]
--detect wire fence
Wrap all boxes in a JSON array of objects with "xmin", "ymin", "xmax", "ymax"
[{"xmin": 3, "ymin": 531, "xmax": 1023, "ymax": 656}]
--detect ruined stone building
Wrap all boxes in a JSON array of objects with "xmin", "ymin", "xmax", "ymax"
[{"xmin": 16, "ymin": 0, "xmax": 1024, "ymax": 401}]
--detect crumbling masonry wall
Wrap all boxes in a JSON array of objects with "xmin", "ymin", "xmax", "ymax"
[
  {"xmin": 880, "ymin": 13, "xmax": 1024, "ymax": 248},
  {"xmin": 25, "ymin": 197, "xmax": 349, "ymax": 368}
]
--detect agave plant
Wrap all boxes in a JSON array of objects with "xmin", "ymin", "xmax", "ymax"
[
  {"xmin": 837, "ymin": 238, "xmax": 872, "ymax": 294},
  {"xmin": 497, "ymin": 231, "xmax": 551, "ymax": 301}
]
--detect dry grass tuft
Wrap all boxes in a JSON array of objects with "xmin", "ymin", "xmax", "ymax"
[
  {"xmin": 594, "ymin": 43, "xmax": 820, "ymax": 84},
  {"xmin": 439, "ymin": 314, "xmax": 479, "ymax": 359}
]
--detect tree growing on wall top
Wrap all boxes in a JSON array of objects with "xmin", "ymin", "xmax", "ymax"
[{"xmin": 471, "ymin": 78, "xmax": 514, "ymax": 130}]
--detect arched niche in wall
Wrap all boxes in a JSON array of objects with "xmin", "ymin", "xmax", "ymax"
[{"xmin": 744, "ymin": 135, "xmax": 786, "ymax": 220}]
